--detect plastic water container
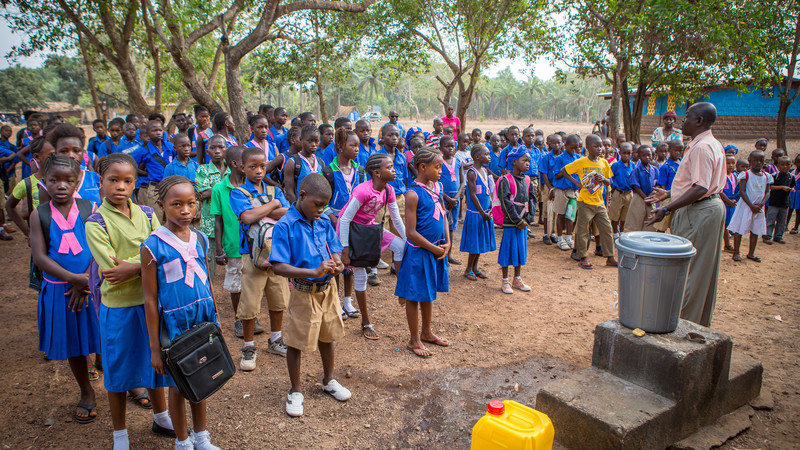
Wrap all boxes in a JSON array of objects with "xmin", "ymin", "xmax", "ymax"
[
  {"xmin": 471, "ymin": 400, "xmax": 554, "ymax": 450},
  {"xmin": 615, "ymin": 232, "xmax": 697, "ymax": 333}
]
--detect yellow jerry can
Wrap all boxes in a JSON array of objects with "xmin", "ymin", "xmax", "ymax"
[{"xmin": 471, "ymin": 400, "xmax": 554, "ymax": 450}]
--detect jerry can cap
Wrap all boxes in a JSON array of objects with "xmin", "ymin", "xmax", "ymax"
[{"xmin": 487, "ymin": 400, "xmax": 505, "ymax": 415}]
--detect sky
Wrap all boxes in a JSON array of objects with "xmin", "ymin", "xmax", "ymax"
[{"xmin": 1, "ymin": 20, "xmax": 562, "ymax": 81}]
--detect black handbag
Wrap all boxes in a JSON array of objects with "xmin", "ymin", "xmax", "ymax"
[
  {"xmin": 160, "ymin": 316, "xmax": 236, "ymax": 403},
  {"xmin": 348, "ymin": 189, "xmax": 389, "ymax": 267}
]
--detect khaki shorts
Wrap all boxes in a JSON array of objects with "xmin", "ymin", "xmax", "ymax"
[
  {"xmin": 223, "ymin": 256, "xmax": 243, "ymax": 293},
  {"xmin": 626, "ymin": 194, "xmax": 656, "ymax": 232},
  {"xmin": 0, "ymin": 182, "xmax": 5, "ymax": 209},
  {"xmin": 652, "ymin": 197, "xmax": 673, "ymax": 232},
  {"xmin": 553, "ymin": 188, "xmax": 577, "ymax": 215},
  {"xmin": 283, "ymin": 281, "xmax": 344, "ymax": 353},
  {"xmin": 530, "ymin": 177, "xmax": 540, "ymax": 203},
  {"xmin": 137, "ymin": 184, "xmax": 164, "ymax": 223},
  {"xmin": 607, "ymin": 189, "xmax": 633, "ymax": 222},
  {"xmin": 239, "ymin": 255, "xmax": 290, "ymax": 320}
]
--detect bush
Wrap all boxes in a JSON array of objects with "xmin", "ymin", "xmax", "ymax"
[{"xmin": 67, "ymin": 116, "xmax": 81, "ymax": 126}]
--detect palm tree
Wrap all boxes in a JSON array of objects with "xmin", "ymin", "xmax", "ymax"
[
  {"xmin": 354, "ymin": 65, "xmax": 386, "ymax": 110},
  {"xmin": 525, "ymin": 74, "xmax": 544, "ymax": 120}
]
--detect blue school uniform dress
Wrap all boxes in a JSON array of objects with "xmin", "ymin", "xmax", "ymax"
[
  {"xmin": 723, "ymin": 173, "xmax": 740, "ymax": 225},
  {"xmin": 142, "ymin": 227, "xmax": 218, "ymax": 386},
  {"xmin": 293, "ymin": 153, "xmax": 324, "ymax": 198},
  {"xmin": 77, "ymin": 170, "xmax": 101, "ymax": 206},
  {"xmin": 320, "ymin": 142, "xmax": 337, "ymax": 166},
  {"xmin": 163, "ymin": 158, "xmax": 201, "ymax": 181},
  {"xmin": 460, "ymin": 167, "xmax": 497, "ymax": 254},
  {"xmin": 488, "ymin": 144, "xmax": 501, "ymax": 176},
  {"xmin": 38, "ymin": 202, "xmax": 101, "ymax": 360},
  {"xmin": 395, "ymin": 182, "xmax": 449, "ymax": 302},
  {"xmin": 497, "ymin": 174, "xmax": 535, "ymax": 268},
  {"xmin": 87, "ymin": 135, "xmax": 109, "ymax": 156},
  {"xmin": 440, "ymin": 158, "xmax": 462, "ymax": 231},
  {"xmin": 328, "ymin": 160, "xmax": 366, "ymax": 216},
  {"xmin": 791, "ymin": 171, "xmax": 800, "ymax": 210}
]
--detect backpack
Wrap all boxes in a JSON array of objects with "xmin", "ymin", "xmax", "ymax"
[
  {"xmin": 321, "ymin": 164, "xmax": 366, "ymax": 195},
  {"xmin": 490, "ymin": 173, "xmax": 531, "ymax": 226},
  {"xmin": 37, "ymin": 198, "xmax": 95, "ymax": 253},
  {"xmin": 86, "ymin": 205, "xmax": 156, "ymax": 315},
  {"xmin": 234, "ymin": 185, "xmax": 279, "ymax": 270}
]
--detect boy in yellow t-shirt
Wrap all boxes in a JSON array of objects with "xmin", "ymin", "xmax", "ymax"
[{"xmin": 559, "ymin": 134, "xmax": 619, "ymax": 269}]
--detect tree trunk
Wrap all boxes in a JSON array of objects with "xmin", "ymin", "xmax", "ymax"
[
  {"xmin": 77, "ymin": 33, "xmax": 104, "ymax": 122},
  {"xmin": 777, "ymin": 99, "xmax": 790, "ymax": 149},
  {"xmin": 118, "ymin": 58, "xmax": 152, "ymax": 116},
  {"xmin": 607, "ymin": 61, "xmax": 629, "ymax": 143},
  {"xmin": 316, "ymin": 72, "xmax": 329, "ymax": 124},
  {"xmin": 777, "ymin": 9, "xmax": 800, "ymax": 149},
  {"xmin": 224, "ymin": 52, "xmax": 250, "ymax": 144}
]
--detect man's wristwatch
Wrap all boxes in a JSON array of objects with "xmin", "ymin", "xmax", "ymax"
[{"xmin": 661, "ymin": 206, "xmax": 671, "ymax": 216}]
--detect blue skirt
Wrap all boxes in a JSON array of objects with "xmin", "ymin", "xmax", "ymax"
[
  {"xmin": 791, "ymin": 191, "xmax": 800, "ymax": 210},
  {"xmin": 498, "ymin": 227, "xmax": 527, "ymax": 267},
  {"xmin": 447, "ymin": 199, "xmax": 461, "ymax": 232},
  {"xmin": 725, "ymin": 205, "xmax": 736, "ymax": 226},
  {"xmin": 395, "ymin": 243, "xmax": 449, "ymax": 303},
  {"xmin": 100, "ymin": 304, "xmax": 174, "ymax": 392},
  {"xmin": 38, "ymin": 278, "xmax": 101, "ymax": 360},
  {"xmin": 460, "ymin": 210, "xmax": 497, "ymax": 254}
]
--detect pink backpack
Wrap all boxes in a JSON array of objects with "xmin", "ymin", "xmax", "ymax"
[{"xmin": 491, "ymin": 173, "xmax": 531, "ymax": 226}]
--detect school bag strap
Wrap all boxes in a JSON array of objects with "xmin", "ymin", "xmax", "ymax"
[
  {"xmin": 37, "ymin": 198, "xmax": 94, "ymax": 253},
  {"xmin": 24, "ymin": 177, "xmax": 33, "ymax": 219},
  {"xmin": 150, "ymin": 149, "xmax": 169, "ymax": 168},
  {"xmin": 322, "ymin": 165, "xmax": 335, "ymax": 194},
  {"xmin": 105, "ymin": 139, "xmax": 114, "ymax": 155},
  {"xmin": 290, "ymin": 153, "xmax": 324, "ymax": 189}
]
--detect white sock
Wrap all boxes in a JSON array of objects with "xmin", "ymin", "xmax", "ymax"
[
  {"xmin": 369, "ymin": 268, "xmax": 377, "ymax": 275},
  {"xmin": 176, "ymin": 437, "xmax": 193, "ymax": 449},
  {"xmin": 270, "ymin": 331, "xmax": 281, "ymax": 342},
  {"xmin": 244, "ymin": 341, "xmax": 254, "ymax": 348},
  {"xmin": 343, "ymin": 296, "xmax": 354, "ymax": 312},
  {"xmin": 502, "ymin": 278, "xmax": 509, "ymax": 282},
  {"xmin": 153, "ymin": 410, "xmax": 173, "ymax": 430},
  {"xmin": 514, "ymin": 276, "xmax": 522, "ymax": 280},
  {"xmin": 113, "ymin": 429, "xmax": 130, "ymax": 450},
  {"xmin": 192, "ymin": 430, "xmax": 219, "ymax": 450}
]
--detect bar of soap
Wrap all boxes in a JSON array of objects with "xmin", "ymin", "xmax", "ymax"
[{"xmin": 632, "ymin": 328, "xmax": 646, "ymax": 337}]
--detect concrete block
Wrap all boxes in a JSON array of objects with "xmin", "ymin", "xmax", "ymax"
[
  {"xmin": 711, "ymin": 352, "xmax": 762, "ymax": 420},
  {"xmin": 669, "ymin": 406, "xmax": 754, "ymax": 450},
  {"xmin": 536, "ymin": 367, "xmax": 677, "ymax": 450},
  {"xmin": 592, "ymin": 320, "xmax": 732, "ymax": 403}
]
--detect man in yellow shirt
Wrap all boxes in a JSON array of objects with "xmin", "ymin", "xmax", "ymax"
[{"xmin": 559, "ymin": 134, "xmax": 618, "ymax": 269}]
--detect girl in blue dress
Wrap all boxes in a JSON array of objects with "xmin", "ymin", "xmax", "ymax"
[
  {"xmin": 721, "ymin": 154, "xmax": 740, "ymax": 251},
  {"xmin": 460, "ymin": 144, "xmax": 496, "ymax": 280},
  {"xmin": 790, "ymin": 155, "xmax": 800, "ymax": 234},
  {"xmin": 283, "ymin": 125, "xmax": 325, "ymax": 203},
  {"xmin": 29, "ymin": 155, "xmax": 101, "ymax": 424},
  {"xmin": 396, "ymin": 148, "xmax": 450, "ymax": 358},
  {"xmin": 38, "ymin": 123, "xmax": 102, "ymax": 207},
  {"xmin": 497, "ymin": 149, "xmax": 537, "ymax": 294},
  {"xmin": 142, "ymin": 175, "xmax": 220, "ymax": 450},
  {"xmin": 439, "ymin": 135, "xmax": 464, "ymax": 265}
]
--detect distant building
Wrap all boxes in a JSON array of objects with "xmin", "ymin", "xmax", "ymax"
[{"xmin": 598, "ymin": 80, "xmax": 800, "ymax": 139}]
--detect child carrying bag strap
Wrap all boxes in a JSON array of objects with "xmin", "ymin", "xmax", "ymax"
[
  {"xmin": 157, "ymin": 230, "xmax": 235, "ymax": 404},
  {"xmin": 348, "ymin": 189, "xmax": 388, "ymax": 267},
  {"xmin": 234, "ymin": 186, "xmax": 279, "ymax": 270}
]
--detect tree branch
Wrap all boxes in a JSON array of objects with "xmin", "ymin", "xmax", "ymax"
[
  {"xmin": 186, "ymin": 0, "xmax": 246, "ymax": 47},
  {"xmin": 276, "ymin": 0, "xmax": 374, "ymax": 16}
]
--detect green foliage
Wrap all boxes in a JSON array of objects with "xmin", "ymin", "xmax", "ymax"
[{"xmin": 0, "ymin": 66, "xmax": 46, "ymax": 111}]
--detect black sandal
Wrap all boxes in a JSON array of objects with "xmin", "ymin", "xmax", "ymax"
[
  {"xmin": 74, "ymin": 402, "xmax": 97, "ymax": 424},
  {"xmin": 129, "ymin": 390, "xmax": 152, "ymax": 409},
  {"xmin": 746, "ymin": 254, "xmax": 762, "ymax": 262}
]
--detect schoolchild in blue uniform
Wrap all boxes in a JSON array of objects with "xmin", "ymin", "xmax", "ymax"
[
  {"xmin": 460, "ymin": 144, "xmax": 496, "ymax": 280},
  {"xmin": 133, "ymin": 120, "xmax": 176, "ymax": 219},
  {"xmin": 97, "ymin": 118, "xmax": 126, "ymax": 157},
  {"xmin": 246, "ymin": 114, "xmax": 278, "ymax": 165},
  {"xmin": 283, "ymin": 125, "xmax": 324, "ymax": 203},
  {"xmin": 85, "ymin": 153, "xmax": 174, "ymax": 450},
  {"xmin": 539, "ymin": 134, "xmax": 562, "ymax": 244},
  {"xmin": 118, "ymin": 123, "xmax": 142, "ymax": 155},
  {"xmin": 19, "ymin": 116, "xmax": 42, "ymax": 178},
  {"xmin": 270, "ymin": 173, "xmax": 351, "ymax": 418},
  {"xmin": 29, "ymin": 155, "xmax": 102, "ymax": 425},
  {"xmin": 608, "ymin": 143, "xmax": 634, "ymax": 238},
  {"xmin": 163, "ymin": 134, "xmax": 200, "ymax": 181},
  {"xmin": 270, "ymin": 107, "xmax": 290, "ymax": 146},
  {"xmin": 87, "ymin": 119, "xmax": 110, "ymax": 156},
  {"xmin": 355, "ymin": 119, "xmax": 376, "ymax": 167},
  {"xmin": 376, "ymin": 123, "xmax": 408, "ymax": 238},
  {"xmin": 438, "ymin": 135, "xmax": 463, "ymax": 265},
  {"xmin": 320, "ymin": 118, "xmax": 353, "ymax": 166},
  {"xmin": 652, "ymin": 139, "xmax": 683, "ymax": 232},
  {"xmin": 38, "ymin": 123, "xmax": 102, "ymax": 207},
  {"xmin": 552, "ymin": 135, "xmax": 581, "ymax": 250},
  {"xmin": 497, "ymin": 148, "xmax": 537, "ymax": 295},
  {"xmin": 721, "ymin": 154, "xmax": 740, "ymax": 251},
  {"xmin": 141, "ymin": 176, "xmax": 221, "ymax": 450},
  {"xmin": 396, "ymin": 147, "xmax": 450, "ymax": 359},
  {"xmin": 323, "ymin": 128, "xmax": 366, "ymax": 319},
  {"xmin": 499, "ymin": 126, "xmax": 522, "ymax": 172},
  {"xmin": 486, "ymin": 134, "xmax": 502, "ymax": 178}
]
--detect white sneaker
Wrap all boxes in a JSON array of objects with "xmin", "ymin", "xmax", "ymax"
[
  {"xmin": 376, "ymin": 259, "xmax": 390, "ymax": 269},
  {"xmin": 567, "ymin": 238, "xmax": 575, "ymax": 249},
  {"xmin": 267, "ymin": 337, "xmax": 288, "ymax": 357},
  {"xmin": 557, "ymin": 239, "xmax": 570, "ymax": 251},
  {"xmin": 322, "ymin": 379, "xmax": 352, "ymax": 401},
  {"xmin": 240, "ymin": 346, "xmax": 257, "ymax": 371},
  {"xmin": 286, "ymin": 391, "xmax": 304, "ymax": 417},
  {"xmin": 191, "ymin": 430, "xmax": 220, "ymax": 450}
]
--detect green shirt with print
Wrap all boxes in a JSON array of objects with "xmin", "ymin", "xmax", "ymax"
[
  {"xmin": 195, "ymin": 163, "xmax": 229, "ymax": 237},
  {"xmin": 209, "ymin": 173, "xmax": 242, "ymax": 257}
]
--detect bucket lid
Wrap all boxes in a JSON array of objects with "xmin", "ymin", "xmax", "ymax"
[{"xmin": 614, "ymin": 232, "xmax": 696, "ymax": 258}]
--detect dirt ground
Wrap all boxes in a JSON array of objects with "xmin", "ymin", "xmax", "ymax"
[{"xmin": 0, "ymin": 216, "xmax": 798, "ymax": 449}]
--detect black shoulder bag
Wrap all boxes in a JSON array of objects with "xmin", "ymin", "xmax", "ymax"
[{"xmin": 348, "ymin": 189, "xmax": 388, "ymax": 267}]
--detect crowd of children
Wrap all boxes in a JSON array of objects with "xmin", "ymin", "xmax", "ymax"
[{"xmin": 3, "ymin": 106, "xmax": 800, "ymax": 448}]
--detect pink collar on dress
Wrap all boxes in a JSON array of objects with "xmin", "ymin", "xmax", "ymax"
[
  {"xmin": 50, "ymin": 202, "xmax": 83, "ymax": 255},
  {"xmin": 153, "ymin": 228, "xmax": 207, "ymax": 288}
]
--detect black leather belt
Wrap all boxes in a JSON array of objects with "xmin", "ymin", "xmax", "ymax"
[
  {"xmin": 693, "ymin": 193, "xmax": 719, "ymax": 204},
  {"xmin": 292, "ymin": 277, "xmax": 331, "ymax": 293}
]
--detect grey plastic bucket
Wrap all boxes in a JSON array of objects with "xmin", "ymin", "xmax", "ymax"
[{"xmin": 614, "ymin": 232, "xmax": 697, "ymax": 333}]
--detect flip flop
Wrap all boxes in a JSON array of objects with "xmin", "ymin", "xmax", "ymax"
[
  {"xmin": 463, "ymin": 272, "xmax": 477, "ymax": 281},
  {"xmin": 578, "ymin": 260, "xmax": 593, "ymax": 269},
  {"xmin": 746, "ymin": 255, "xmax": 762, "ymax": 262},
  {"xmin": 74, "ymin": 402, "xmax": 97, "ymax": 424},
  {"xmin": 362, "ymin": 324, "xmax": 379, "ymax": 340},
  {"xmin": 732, "ymin": 254, "xmax": 742, "ymax": 262},
  {"xmin": 407, "ymin": 345, "xmax": 433, "ymax": 358},
  {"xmin": 87, "ymin": 365, "xmax": 100, "ymax": 382},
  {"xmin": 129, "ymin": 390, "xmax": 152, "ymax": 409},
  {"xmin": 474, "ymin": 270, "xmax": 488, "ymax": 279},
  {"xmin": 422, "ymin": 337, "xmax": 450, "ymax": 347},
  {"xmin": 346, "ymin": 309, "xmax": 361, "ymax": 319}
]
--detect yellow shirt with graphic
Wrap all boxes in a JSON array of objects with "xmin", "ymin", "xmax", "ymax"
[{"xmin": 565, "ymin": 156, "xmax": 612, "ymax": 205}]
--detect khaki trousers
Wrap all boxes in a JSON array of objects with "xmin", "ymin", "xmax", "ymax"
[{"xmin": 574, "ymin": 201, "xmax": 614, "ymax": 259}]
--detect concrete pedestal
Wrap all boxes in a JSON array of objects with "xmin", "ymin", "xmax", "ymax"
[{"xmin": 537, "ymin": 320, "xmax": 762, "ymax": 449}]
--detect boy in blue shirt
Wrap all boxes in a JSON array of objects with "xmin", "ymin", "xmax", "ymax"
[
  {"xmin": 229, "ymin": 146, "xmax": 291, "ymax": 370},
  {"xmin": 552, "ymin": 134, "xmax": 581, "ymax": 250},
  {"xmin": 86, "ymin": 119, "xmax": 109, "ymax": 156},
  {"xmin": 270, "ymin": 107, "xmax": 290, "ymax": 146},
  {"xmin": 270, "ymin": 173, "xmax": 350, "ymax": 418},
  {"xmin": 132, "ymin": 120, "xmax": 175, "ymax": 219},
  {"xmin": 653, "ymin": 139, "xmax": 684, "ymax": 232},
  {"xmin": 355, "ymin": 119, "xmax": 376, "ymax": 167},
  {"xmin": 163, "ymin": 134, "xmax": 199, "ymax": 181},
  {"xmin": 628, "ymin": 146, "xmax": 658, "ymax": 231},
  {"xmin": 499, "ymin": 126, "xmax": 521, "ymax": 171},
  {"xmin": 97, "ymin": 118, "xmax": 126, "ymax": 157},
  {"xmin": 539, "ymin": 134, "xmax": 562, "ymax": 245},
  {"xmin": 608, "ymin": 143, "xmax": 634, "ymax": 238}
]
